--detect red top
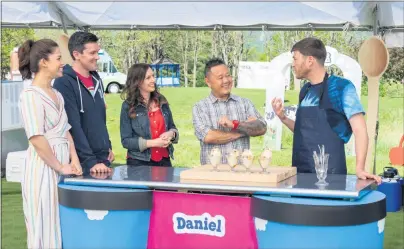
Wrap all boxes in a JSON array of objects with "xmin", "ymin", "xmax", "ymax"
[
  {"xmin": 149, "ymin": 109, "xmax": 169, "ymax": 161},
  {"xmin": 75, "ymin": 71, "xmax": 94, "ymax": 91}
]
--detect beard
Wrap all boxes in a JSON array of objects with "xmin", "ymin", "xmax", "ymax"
[{"xmin": 294, "ymin": 67, "xmax": 310, "ymax": 80}]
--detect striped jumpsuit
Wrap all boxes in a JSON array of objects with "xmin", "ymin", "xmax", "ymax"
[{"xmin": 19, "ymin": 86, "xmax": 71, "ymax": 249}]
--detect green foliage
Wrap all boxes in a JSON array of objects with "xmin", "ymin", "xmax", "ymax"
[
  {"xmin": 384, "ymin": 48, "xmax": 404, "ymax": 81},
  {"xmin": 1, "ymin": 28, "xmax": 35, "ymax": 79},
  {"xmin": 362, "ymin": 79, "xmax": 403, "ymax": 98},
  {"xmin": 263, "ymin": 31, "xmax": 363, "ymax": 62},
  {"xmin": 380, "ymin": 83, "xmax": 389, "ymax": 97},
  {"xmin": 381, "ymin": 79, "xmax": 404, "ymax": 98},
  {"xmin": 327, "ymin": 65, "xmax": 344, "ymax": 77},
  {"xmin": 361, "ymin": 81, "xmax": 368, "ymax": 96},
  {"xmin": 3, "ymin": 28, "xmax": 402, "ymax": 93}
]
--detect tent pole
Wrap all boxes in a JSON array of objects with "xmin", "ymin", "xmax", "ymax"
[
  {"xmin": 50, "ymin": 0, "xmax": 69, "ymax": 35},
  {"xmin": 371, "ymin": 3, "xmax": 380, "ymax": 175},
  {"xmin": 373, "ymin": 4, "xmax": 379, "ymax": 36},
  {"xmin": 58, "ymin": 12, "xmax": 68, "ymax": 35}
]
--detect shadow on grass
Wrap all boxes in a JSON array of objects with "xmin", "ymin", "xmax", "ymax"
[{"xmin": 1, "ymin": 190, "xmax": 22, "ymax": 196}]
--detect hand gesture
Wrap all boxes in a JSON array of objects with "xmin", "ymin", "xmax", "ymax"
[
  {"xmin": 159, "ymin": 131, "xmax": 175, "ymax": 141},
  {"xmin": 90, "ymin": 163, "xmax": 112, "ymax": 173},
  {"xmin": 153, "ymin": 137, "xmax": 171, "ymax": 148},
  {"xmin": 356, "ymin": 169, "xmax": 382, "ymax": 185},
  {"xmin": 218, "ymin": 116, "xmax": 233, "ymax": 129},
  {"xmin": 271, "ymin": 97, "xmax": 286, "ymax": 120},
  {"xmin": 71, "ymin": 157, "xmax": 83, "ymax": 176},
  {"xmin": 59, "ymin": 164, "xmax": 79, "ymax": 175}
]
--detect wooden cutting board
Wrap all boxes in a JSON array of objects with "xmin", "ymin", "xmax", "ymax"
[{"xmin": 180, "ymin": 164, "xmax": 297, "ymax": 183}]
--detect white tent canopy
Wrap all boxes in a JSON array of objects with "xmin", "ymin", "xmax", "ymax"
[{"xmin": 2, "ymin": 1, "xmax": 403, "ymax": 46}]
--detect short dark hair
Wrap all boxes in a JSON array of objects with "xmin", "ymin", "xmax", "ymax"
[
  {"xmin": 18, "ymin": 39, "xmax": 59, "ymax": 80},
  {"xmin": 204, "ymin": 58, "xmax": 226, "ymax": 77},
  {"xmin": 68, "ymin": 31, "xmax": 99, "ymax": 60},
  {"xmin": 291, "ymin": 37, "xmax": 327, "ymax": 65}
]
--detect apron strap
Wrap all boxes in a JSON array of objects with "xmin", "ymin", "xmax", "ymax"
[
  {"xmin": 298, "ymin": 84, "xmax": 310, "ymax": 104},
  {"xmin": 318, "ymin": 73, "xmax": 329, "ymax": 108}
]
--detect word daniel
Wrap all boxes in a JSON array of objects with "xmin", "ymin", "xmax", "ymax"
[{"xmin": 173, "ymin": 212, "xmax": 226, "ymax": 237}]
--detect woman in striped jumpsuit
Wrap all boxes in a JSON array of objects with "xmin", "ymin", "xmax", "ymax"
[{"xmin": 18, "ymin": 39, "xmax": 83, "ymax": 249}]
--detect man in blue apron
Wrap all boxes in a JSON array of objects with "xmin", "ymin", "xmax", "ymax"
[{"xmin": 272, "ymin": 37, "xmax": 380, "ymax": 183}]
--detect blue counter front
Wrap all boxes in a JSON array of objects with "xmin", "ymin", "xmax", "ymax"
[
  {"xmin": 252, "ymin": 191, "xmax": 386, "ymax": 249},
  {"xmin": 58, "ymin": 184, "xmax": 152, "ymax": 249}
]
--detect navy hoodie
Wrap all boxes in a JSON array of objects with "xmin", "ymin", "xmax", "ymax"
[{"xmin": 54, "ymin": 64, "xmax": 111, "ymax": 172}]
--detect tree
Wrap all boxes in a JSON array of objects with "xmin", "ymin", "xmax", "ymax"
[
  {"xmin": 383, "ymin": 48, "xmax": 404, "ymax": 82},
  {"xmin": 191, "ymin": 31, "xmax": 201, "ymax": 88},
  {"xmin": 179, "ymin": 31, "xmax": 190, "ymax": 87},
  {"xmin": 229, "ymin": 31, "xmax": 244, "ymax": 86},
  {"xmin": 1, "ymin": 28, "xmax": 35, "ymax": 79}
]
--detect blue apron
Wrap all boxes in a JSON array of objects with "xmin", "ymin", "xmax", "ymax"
[{"xmin": 292, "ymin": 73, "xmax": 347, "ymax": 174}]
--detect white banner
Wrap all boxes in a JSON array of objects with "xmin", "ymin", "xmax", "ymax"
[
  {"xmin": 263, "ymin": 72, "xmax": 286, "ymax": 151},
  {"xmin": 237, "ymin": 62, "xmax": 287, "ymax": 150},
  {"xmin": 237, "ymin": 62, "xmax": 272, "ymax": 89}
]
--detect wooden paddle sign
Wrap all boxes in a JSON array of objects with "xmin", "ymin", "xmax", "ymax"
[
  {"xmin": 57, "ymin": 34, "xmax": 73, "ymax": 66},
  {"xmin": 358, "ymin": 36, "xmax": 389, "ymax": 173}
]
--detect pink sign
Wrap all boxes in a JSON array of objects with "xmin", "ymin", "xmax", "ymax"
[{"xmin": 147, "ymin": 191, "xmax": 258, "ymax": 249}]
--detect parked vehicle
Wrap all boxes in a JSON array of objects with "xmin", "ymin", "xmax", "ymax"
[{"xmin": 97, "ymin": 49, "xmax": 127, "ymax": 93}]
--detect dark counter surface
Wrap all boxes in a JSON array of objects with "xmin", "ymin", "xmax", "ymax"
[{"xmin": 62, "ymin": 165, "xmax": 376, "ymax": 199}]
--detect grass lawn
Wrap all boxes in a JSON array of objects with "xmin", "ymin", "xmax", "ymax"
[{"xmin": 1, "ymin": 87, "xmax": 403, "ymax": 248}]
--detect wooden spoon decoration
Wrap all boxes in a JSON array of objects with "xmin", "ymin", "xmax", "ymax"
[
  {"xmin": 358, "ymin": 36, "xmax": 389, "ymax": 173},
  {"xmin": 57, "ymin": 34, "xmax": 73, "ymax": 66}
]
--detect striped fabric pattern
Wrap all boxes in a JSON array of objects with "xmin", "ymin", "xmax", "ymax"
[{"xmin": 19, "ymin": 86, "xmax": 71, "ymax": 249}]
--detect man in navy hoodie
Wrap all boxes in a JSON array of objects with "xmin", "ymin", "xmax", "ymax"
[{"xmin": 54, "ymin": 31, "xmax": 114, "ymax": 174}]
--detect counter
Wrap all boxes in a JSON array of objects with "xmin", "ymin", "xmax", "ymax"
[{"xmin": 59, "ymin": 165, "xmax": 385, "ymax": 249}]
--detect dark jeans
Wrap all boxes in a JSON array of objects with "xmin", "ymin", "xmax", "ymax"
[{"xmin": 127, "ymin": 157, "xmax": 172, "ymax": 167}]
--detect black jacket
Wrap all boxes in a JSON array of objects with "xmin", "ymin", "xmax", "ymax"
[
  {"xmin": 53, "ymin": 65, "xmax": 111, "ymax": 172},
  {"xmin": 120, "ymin": 95, "xmax": 179, "ymax": 162}
]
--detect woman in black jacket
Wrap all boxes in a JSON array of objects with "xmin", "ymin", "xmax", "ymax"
[{"xmin": 120, "ymin": 63, "xmax": 179, "ymax": 167}]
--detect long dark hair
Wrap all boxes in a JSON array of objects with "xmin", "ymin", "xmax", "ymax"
[
  {"xmin": 121, "ymin": 63, "xmax": 163, "ymax": 118},
  {"xmin": 18, "ymin": 39, "xmax": 59, "ymax": 80}
]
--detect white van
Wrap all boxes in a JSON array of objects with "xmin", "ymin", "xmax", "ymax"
[{"xmin": 97, "ymin": 49, "xmax": 127, "ymax": 94}]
